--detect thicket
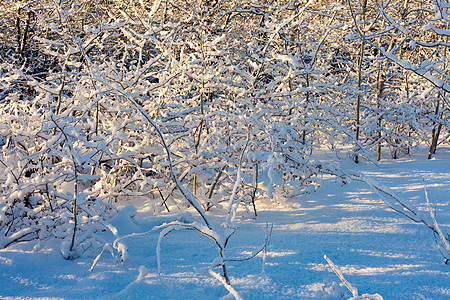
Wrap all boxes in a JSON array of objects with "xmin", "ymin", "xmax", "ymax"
[{"xmin": 0, "ymin": 0, "xmax": 449, "ymax": 295}]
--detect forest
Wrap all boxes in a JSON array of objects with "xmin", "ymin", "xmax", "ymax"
[{"xmin": 0, "ymin": 0, "xmax": 449, "ymax": 299}]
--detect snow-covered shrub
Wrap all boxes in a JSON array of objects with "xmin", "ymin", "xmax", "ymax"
[
  {"xmin": 2, "ymin": 0, "xmax": 450, "ymax": 263},
  {"xmin": 0, "ymin": 68, "xmax": 119, "ymax": 257}
]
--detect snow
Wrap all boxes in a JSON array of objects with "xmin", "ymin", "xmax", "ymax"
[{"xmin": 1, "ymin": 150, "xmax": 449, "ymax": 299}]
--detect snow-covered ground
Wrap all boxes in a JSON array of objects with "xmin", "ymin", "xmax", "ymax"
[{"xmin": 1, "ymin": 150, "xmax": 449, "ymax": 299}]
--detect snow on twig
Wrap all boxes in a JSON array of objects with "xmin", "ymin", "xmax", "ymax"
[
  {"xmin": 345, "ymin": 173, "xmax": 449, "ymax": 263},
  {"xmin": 89, "ymin": 243, "xmax": 114, "ymax": 271},
  {"xmin": 370, "ymin": 46, "xmax": 450, "ymax": 94},
  {"xmin": 324, "ymin": 255, "xmax": 358, "ymax": 297},
  {"xmin": 225, "ymin": 133, "xmax": 250, "ymax": 226},
  {"xmin": 209, "ymin": 269, "xmax": 243, "ymax": 300},
  {"xmin": 348, "ymin": 174, "xmax": 432, "ymax": 227},
  {"xmin": 90, "ymin": 75, "xmax": 211, "ymax": 229},
  {"xmin": 423, "ymin": 179, "xmax": 450, "ymax": 257},
  {"xmin": 324, "ymin": 255, "xmax": 384, "ymax": 299},
  {"xmin": 262, "ymin": 0, "xmax": 315, "ymax": 54},
  {"xmin": 0, "ymin": 227, "xmax": 38, "ymax": 249}
]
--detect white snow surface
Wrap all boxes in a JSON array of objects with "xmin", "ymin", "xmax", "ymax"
[{"xmin": 1, "ymin": 150, "xmax": 449, "ymax": 299}]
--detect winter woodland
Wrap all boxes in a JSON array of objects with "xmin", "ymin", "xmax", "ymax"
[{"xmin": 0, "ymin": 0, "xmax": 449, "ymax": 299}]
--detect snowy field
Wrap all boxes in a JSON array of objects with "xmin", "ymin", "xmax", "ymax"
[{"xmin": 1, "ymin": 149, "xmax": 449, "ymax": 299}]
